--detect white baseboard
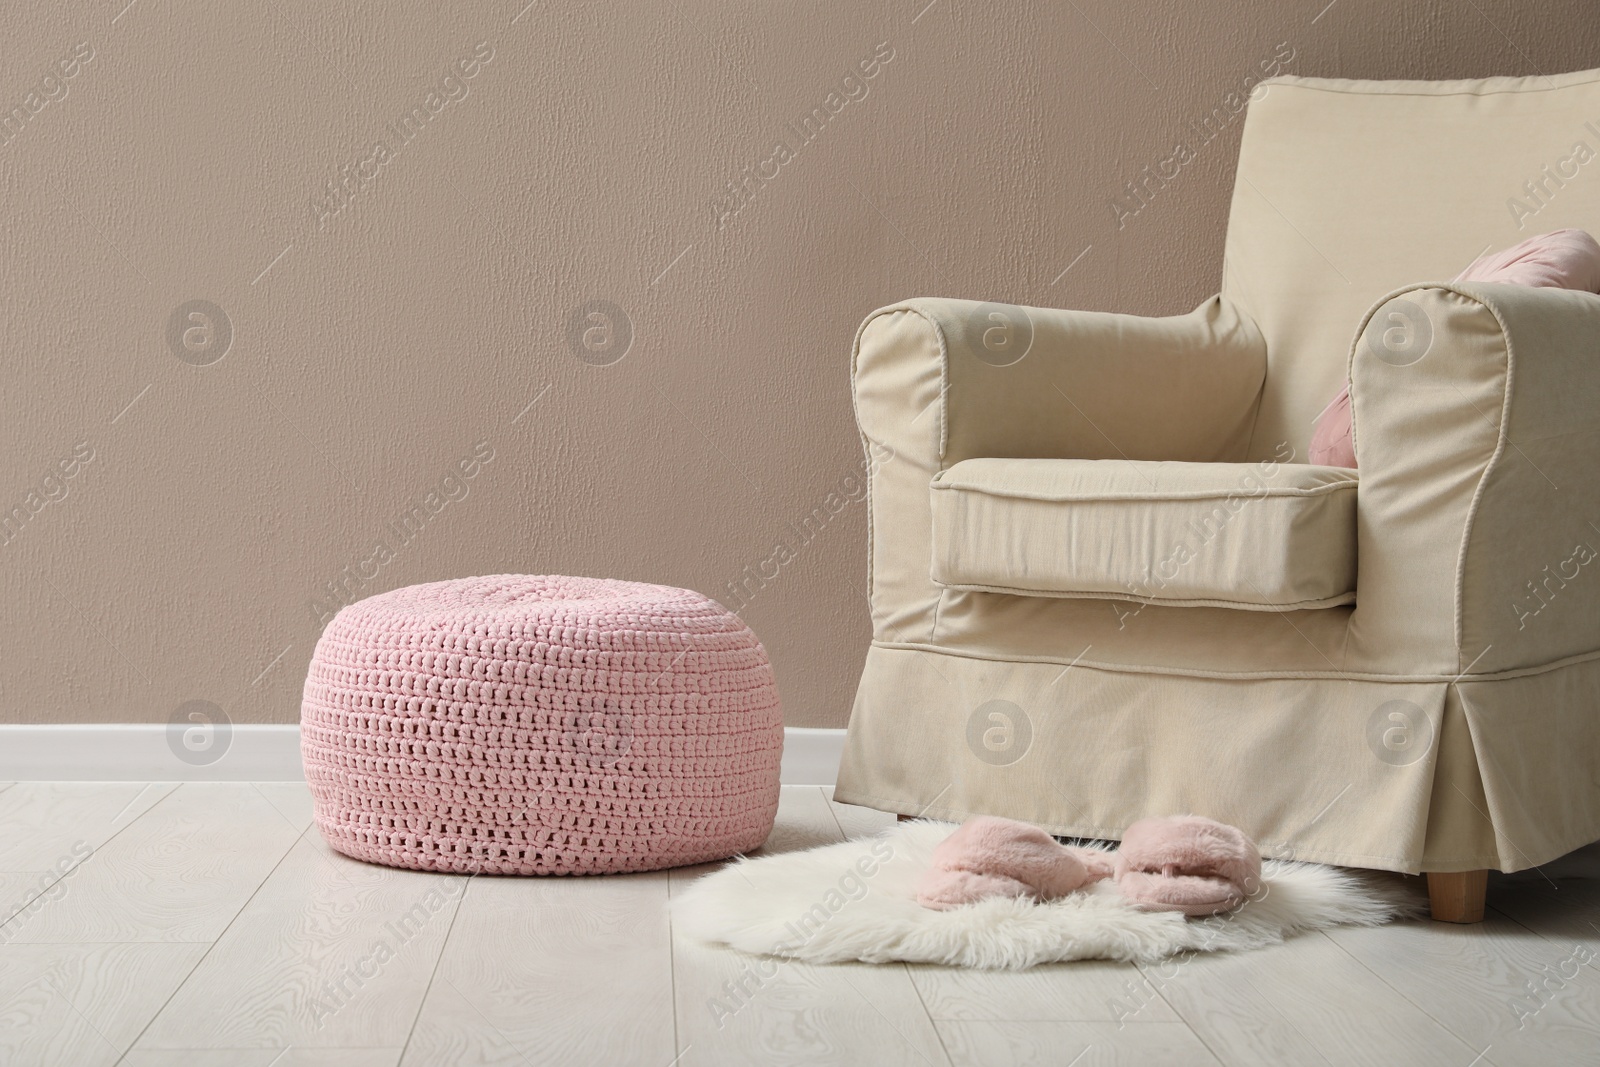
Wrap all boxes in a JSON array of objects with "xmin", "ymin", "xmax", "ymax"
[
  {"xmin": 0, "ymin": 724, "xmax": 846, "ymax": 786},
  {"xmin": 777, "ymin": 727, "xmax": 846, "ymax": 787},
  {"xmin": 0, "ymin": 724, "xmax": 305, "ymax": 782}
]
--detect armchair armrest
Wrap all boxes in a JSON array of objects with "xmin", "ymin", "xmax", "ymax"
[
  {"xmin": 852, "ymin": 295, "xmax": 1266, "ymax": 640},
  {"xmin": 1349, "ymin": 283, "xmax": 1600, "ymax": 675},
  {"xmin": 854, "ymin": 295, "xmax": 1266, "ymax": 469}
]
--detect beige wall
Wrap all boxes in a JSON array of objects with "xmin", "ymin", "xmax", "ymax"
[{"xmin": 3, "ymin": 0, "xmax": 1597, "ymax": 728}]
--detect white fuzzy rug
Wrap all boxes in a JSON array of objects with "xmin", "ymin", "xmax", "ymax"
[{"xmin": 672, "ymin": 820, "xmax": 1423, "ymax": 969}]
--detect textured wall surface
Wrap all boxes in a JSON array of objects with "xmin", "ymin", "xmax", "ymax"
[{"xmin": 3, "ymin": 0, "xmax": 1598, "ymax": 728}]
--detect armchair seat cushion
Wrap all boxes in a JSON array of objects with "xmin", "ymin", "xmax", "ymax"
[{"xmin": 929, "ymin": 458, "xmax": 1359, "ymax": 610}]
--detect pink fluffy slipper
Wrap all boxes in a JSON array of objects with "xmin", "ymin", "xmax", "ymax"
[
  {"xmin": 916, "ymin": 816, "xmax": 1114, "ymax": 911},
  {"xmin": 1114, "ymin": 816, "xmax": 1263, "ymax": 917}
]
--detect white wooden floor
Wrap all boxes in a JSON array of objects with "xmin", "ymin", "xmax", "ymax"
[{"xmin": 1, "ymin": 783, "xmax": 1597, "ymax": 1066}]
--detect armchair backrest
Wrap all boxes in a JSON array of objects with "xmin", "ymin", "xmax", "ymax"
[{"xmin": 1224, "ymin": 67, "xmax": 1600, "ymax": 460}]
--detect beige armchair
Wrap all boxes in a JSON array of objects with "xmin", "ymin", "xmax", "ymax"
[{"xmin": 836, "ymin": 68, "xmax": 1600, "ymax": 922}]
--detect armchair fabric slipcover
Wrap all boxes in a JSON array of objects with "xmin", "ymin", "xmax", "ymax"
[{"xmin": 836, "ymin": 68, "xmax": 1600, "ymax": 876}]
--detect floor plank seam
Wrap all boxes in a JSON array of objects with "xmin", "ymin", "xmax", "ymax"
[
  {"xmin": 1318, "ymin": 927, "xmax": 1490, "ymax": 1063},
  {"xmin": 665, "ymin": 875, "xmax": 684, "ymax": 1064},
  {"xmin": 821, "ymin": 787, "xmax": 851, "ymax": 842},
  {"xmin": 109, "ymin": 815, "xmax": 311, "ymax": 1064},
  {"xmin": 904, "ymin": 963, "xmax": 957, "ymax": 1067},
  {"xmin": 245, "ymin": 781, "xmax": 309, "ymax": 835},
  {"xmin": 395, "ymin": 870, "xmax": 475, "ymax": 1065},
  {"xmin": 1244, "ymin": 953, "xmax": 1349, "ymax": 1066},
  {"xmin": 1486, "ymin": 898, "xmax": 1577, "ymax": 950},
  {"xmin": 834, "ymin": 966, "xmax": 951, "ymax": 1067},
  {"xmin": 1131, "ymin": 959, "xmax": 1233, "ymax": 1067},
  {"xmin": 0, "ymin": 783, "xmax": 177, "ymax": 932}
]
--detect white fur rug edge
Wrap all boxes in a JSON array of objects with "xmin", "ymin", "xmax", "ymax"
[{"xmin": 671, "ymin": 820, "xmax": 1426, "ymax": 969}]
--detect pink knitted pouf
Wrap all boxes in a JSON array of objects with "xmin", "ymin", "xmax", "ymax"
[{"xmin": 300, "ymin": 575, "xmax": 784, "ymax": 875}]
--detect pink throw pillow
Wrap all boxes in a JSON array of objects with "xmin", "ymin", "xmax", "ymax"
[
  {"xmin": 1454, "ymin": 228, "xmax": 1600, "ymax": 289},
  {"xmin": 1308, "ymin": 383, "xmax": 1355, "ymax": 468},
  {"xmin": 1308, "ymin": 229, "xmax": 1600, "ymax": 469}
]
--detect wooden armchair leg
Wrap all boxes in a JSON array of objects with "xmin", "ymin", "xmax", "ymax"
[{"xmin": 1426, "ymin": 870, "xmax": 1488, "ymax": 923}]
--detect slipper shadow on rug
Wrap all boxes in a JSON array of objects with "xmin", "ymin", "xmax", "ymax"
[{"xmin": 671, "ymin": 820, "xmax": 1426, "ymax": 969}]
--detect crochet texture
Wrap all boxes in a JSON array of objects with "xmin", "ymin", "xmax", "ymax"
[{"xmin": 301, "ymin": 574, "xmax": 783, "ymax": 874}]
